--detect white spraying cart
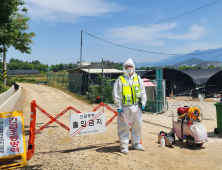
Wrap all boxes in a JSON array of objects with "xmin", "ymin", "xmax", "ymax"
[{"xmin": 170, "ymin": 104, "xmax": 208, "ymax": 148}]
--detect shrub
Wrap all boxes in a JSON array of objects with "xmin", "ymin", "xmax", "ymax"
[
  {"xmin": 88, "ymin": 74, "xmax": 115, "ymax": 104},
  {"xmin": 0, "ymin": 83, "xmax": 7, "ymax": 93},
  {"xmin": 89, "ymin": 85, "xmax": 101, "ymax": 102},
  {"xmin": 6, "ymin": 78, "xmax": 15, "ymax": 86},
  {"xmin": 103, "ymin": 81, "xmax": 114, "ymax": 103}
]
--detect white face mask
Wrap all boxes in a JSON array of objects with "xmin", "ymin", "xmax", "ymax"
[{"xmin": 127, "ymin": 68, "xmax": 134, "ymax": 74}]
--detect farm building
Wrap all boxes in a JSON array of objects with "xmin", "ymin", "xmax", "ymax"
[
  {"xmin": 68, "ymin": 63, "xmax": 123, "ymax": 95},
  {"xmin": 68, "ymin": 63, "xmax": 123, "ymax": 83}
]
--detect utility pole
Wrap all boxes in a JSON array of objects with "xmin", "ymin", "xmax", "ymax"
[
  {"xmin": 3, "ymin": 45, "xmax": 6, "ymax": 85},
  {"xmin": 80, "ymin": 30, "xmax": 82, "ymax": 74}
]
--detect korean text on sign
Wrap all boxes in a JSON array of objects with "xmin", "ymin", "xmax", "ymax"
[{"xmin": 69, "ymin": 111, "xmax": 106, "ymax": 137}]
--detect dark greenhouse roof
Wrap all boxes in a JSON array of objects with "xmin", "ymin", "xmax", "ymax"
[
  {"xmin": 135, "ymin": 70, "xmax": 150, "ymax": 77},
  {"xmin": 141, "ymin": 68, "xmax": 222, "ymax": 85},
  {"xmin": 0, "ymin": 70, "xmax": 40, "ymax": 75},
  {"xmin": 180, "ymin": 69, "xmax": 222, "ymax": 85}
]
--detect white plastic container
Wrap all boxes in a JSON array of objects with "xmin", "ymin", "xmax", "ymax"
[
  {"xmin": 174, "ymin": 121, "xmax": 207, "ymax": 142},
  {"xmin": 199, "ymin": 97, "xmax": 203, "ymax": 102},
  {"xmin": 160, "ymin": 133, "xmax": 165, "ymax": 147}
]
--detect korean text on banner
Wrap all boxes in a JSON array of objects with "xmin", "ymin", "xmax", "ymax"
[
  {"xmin": 69, "ymin": 111, "xmax": 106, "ymax": 137},
  {"xmin": 0, "ymin": 116, "xmax": 24, "ymax": 157}
]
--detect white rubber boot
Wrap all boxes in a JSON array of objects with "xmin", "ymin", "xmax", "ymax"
[
  {"xmin": 120, "ymin": 147, "xmax": 129, "ymax": 154},
  {"xmin": 132, "ymin": 143, "xmax": 145, "ymax": 151}
]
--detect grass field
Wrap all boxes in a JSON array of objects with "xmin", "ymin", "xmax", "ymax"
[{"xmin": 9, "ymin": 72, "xmax": 48, "ymax": 82}]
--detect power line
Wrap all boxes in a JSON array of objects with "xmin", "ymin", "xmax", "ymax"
[
  {"xmin": 93, "ymin": 0, "xmax": 221, "ymax": 34},
  {"xmin": 196, "ymin": 53, "xmax": 222, "ymax": 64},
  {"xmin": 83, "ymin": 31, "xmax": 222, "ymax": 56},
  {"xmin": 207, "ymin": 53, "xmax": 222, "ymax": 62}
]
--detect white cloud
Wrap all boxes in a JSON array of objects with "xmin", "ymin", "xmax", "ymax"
[
  {"xmin": 105, "ymin": 23, "xmax": 206, "ymax": 46},
  {"xmin": 106, "ymin": 23, "xmax": 177, "ymax": 46},
  {"xmin": 25, "ymin": 0, "xmax": 120, "ymax": 22},
  {"xmin": 167, "ymin": 24, "xmax": 206, "ymax": 40}
]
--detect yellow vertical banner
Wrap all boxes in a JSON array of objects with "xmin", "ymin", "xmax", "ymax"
[{"xmin": 0, "ymin": 111, "xmax": 27, "ymax": 169}]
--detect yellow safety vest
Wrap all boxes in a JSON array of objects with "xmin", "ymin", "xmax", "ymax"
[{"xmin": 119, "ymin": 75, "xmax": 141, "ymax": 106}]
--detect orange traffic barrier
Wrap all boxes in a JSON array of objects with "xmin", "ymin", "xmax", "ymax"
[{"xmin": 26, "ymin": 100, "xmax": 36, "ymax": 160}]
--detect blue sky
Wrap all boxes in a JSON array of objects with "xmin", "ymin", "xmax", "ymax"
[{"xmin": 6, "ymin": 0, "xmax": 222, "ymax": 66}]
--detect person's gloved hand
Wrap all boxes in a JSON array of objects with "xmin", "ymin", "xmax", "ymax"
[
  {"xmin": 142, "ymin": 106, "xmax": 145, "ymax": 111},
  {"xmin": 117, "ymin": 109, "xmax": 123, "ymax": 114}
]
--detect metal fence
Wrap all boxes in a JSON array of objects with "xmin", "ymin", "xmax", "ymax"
[
  {"xmin": 141, "ymin": 87, "xmax": 220, "ymax": 134},
  {"xmin": 143, "ymin": 99, "xmax": 218, "ymax": 133},
  {"xmin": 47, "ymin": 72, "xmax": 69, "ymax": 90},
  {"xmin": 47, "ymin": 72, "xmax": 86, "ymax": 95},
  {"xmin": 46, "ymin": 72, "xmax": 108, "ymax": 97}
]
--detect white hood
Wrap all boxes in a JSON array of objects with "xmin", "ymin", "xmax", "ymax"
[{"xmin": 123, "ymin": 58, "xmax": 135, "ymax": 76}]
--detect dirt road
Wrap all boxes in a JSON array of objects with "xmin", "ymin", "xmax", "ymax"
[{"xmin": 16, "ymin": 83, "xmax": 222, "ymax": 170}]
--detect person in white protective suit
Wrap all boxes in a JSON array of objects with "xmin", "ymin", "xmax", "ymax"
[{"xmin": 112, "ymin": 58, "xmax": 147, "ymax": 154}]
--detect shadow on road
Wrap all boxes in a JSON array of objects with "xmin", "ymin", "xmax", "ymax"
[
  {"xmin": 24, "ymin": 125, "xmax": 58, "ymax": 136},
  {"xmin": 35, "ymin": 142, "xmax": 116, "ymax": 155},
  {"xmin": 208, "ymin": 132, "xmax": 222, "ymax": 139},
  {"xmin": 96, "ymin": 146, "xmax": 120, "ymax": 154},
  {"xmin": 21, "ymin": 165, "xmax": 43, "ymax": 170},
  {"xmin": 161, "ymin": 140, "xmax": 206, "ymax": 150}
]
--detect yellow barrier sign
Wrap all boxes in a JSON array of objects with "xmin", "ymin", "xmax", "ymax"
[{"xmin": 0, "ymin": 111, "xmax": 27, "ymax": 169}]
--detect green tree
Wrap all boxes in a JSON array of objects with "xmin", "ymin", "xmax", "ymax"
[
  {"xmin": 7, "ymin": 62, "xmax": 19, "ymax": 70},
  {"xmin": 19, "ymin": 62, "xmax": 33, "ymax": 70},
  {"xmin": 9, "ymin": 58, "xmax": 22, "ymax": 63},
  {"xmin": 0, "ymin": 54, "xmax": 2, "ymax": 70},
  {"xmin": 51, "ymin": 64, "xmax": 60, "ymax": 72},
  {"xmin": 208, "ymin": 65, "xmax": 216, "ymax": 69},
  {"xmin": 178, "ymin": 65, "xmax": 187, "ymax": 70},
  {"xmin": 164, "ymin": 66, "xmax": 174, "ymax": 69},
  {"xmin": 0, "ymin": 0, "xmax": 35, "ymax": 53},
  {"xmin": 58, "ymin": 63, "xmax": 64, "ymax": 70},
  {"xmin": 34, "ymin": 64, "xmax": 43, "ymax": 71},
  {"xmin": 139, "ymin": 67, "xmax": 146, "ymax": 70},
  {"xmin": 150, "ymin": 67, "xmax": 156, "ymax": 70},
  {"xmin": 31, "ymin": 60, "xmax": 41, "ymax": 65},
  {"xmin": 9, "ymin": 58, "xmax": 16, "ymax": 63},
  {"xmin": 64, "ymin": 64, "xmax": 68, "ymax": 70},
  {"xmin": 193, "ymin": 66, "xmax": 200, "ymax": 69}
]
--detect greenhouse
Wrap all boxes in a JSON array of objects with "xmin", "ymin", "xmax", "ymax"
[
  {"xmin": 1, "ymin": 70, "xmax": 40, "ymax": 75},
  {"xmin": 142, "ymin": 68, "xmax": 222, "ymax": 98}
]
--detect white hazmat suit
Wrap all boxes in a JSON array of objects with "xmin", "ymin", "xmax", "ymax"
[{"xmin": 112, "ymin": 58, "xmax": 147, "ymax": 153}]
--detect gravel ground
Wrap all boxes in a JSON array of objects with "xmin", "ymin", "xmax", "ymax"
[
  {"xmin": 12, "ymin": 87, "xmax": 26, "ymax": 111},
  {"xmin": 9, "ymin": 83, "xmax": 222, "ymax": 170}
]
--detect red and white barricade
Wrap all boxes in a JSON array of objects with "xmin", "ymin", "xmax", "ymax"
[{"xmin": 26, "ymin": 100, "xmax": 141, "ymax": 160}]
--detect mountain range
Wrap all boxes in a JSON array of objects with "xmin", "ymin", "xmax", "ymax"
[{"xmin": 136, "ymin": 47, "xmax": 222, "ymax": 68}]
